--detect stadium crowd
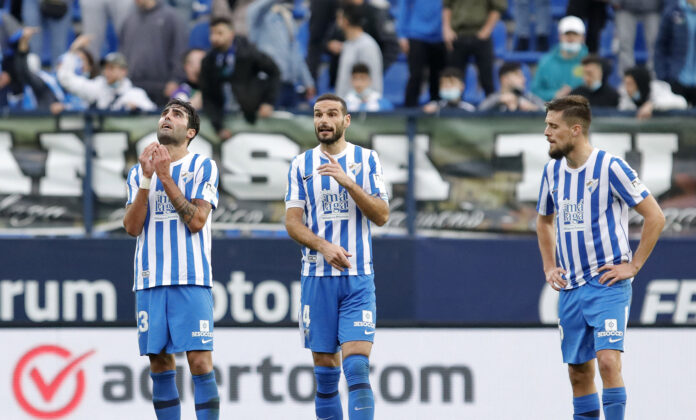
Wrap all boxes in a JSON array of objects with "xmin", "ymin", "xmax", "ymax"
[{"xmin": 0, "ymin": 0, "xmax": 693, "ymax": 133}]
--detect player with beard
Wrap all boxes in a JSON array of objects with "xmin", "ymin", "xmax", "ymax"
[
  {"xmin": 535, "ymin": 95, "xmax": 664, "ymax": 420},
  {"xmin": 285, "ymin": 93, "xmax": 389, "ymax": 420},
  {"xmin": 123, "ymin": 98, "xmax": 220, "ymax": 420}
]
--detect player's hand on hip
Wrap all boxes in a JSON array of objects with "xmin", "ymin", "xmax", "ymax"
[
  {"xmin": 545, "ymin": 267, "xmax": 568, "ymax": 291},
  {"xmin": 139, "ymin": 142, "xmax": 159, "ymax": 177},
  {"xmin": 318, "ymin": 152, "xmax": 351, "ymax": 187},
  {"xmin": 319, "ymin": 242, "xmax": 352, "ymax": 272},
  {"xmin": 598, "ymin": 263, "xmax": 637, "ymax": 286},
  {"xmin": 152, "ymin": 146, "xmax": 172, "ymax": 180}
]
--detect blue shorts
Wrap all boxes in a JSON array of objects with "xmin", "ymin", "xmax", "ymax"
[
  {"xmin": 558, "ymin": 276, "xmax": 632, "ymax": 364},
  {"xmin": 299, "ymin": 274, "xmax": 376, "ymax": 353},
  {"xmin": 136, "ymin": 285, "xmax": 214, "ymax": 356}
]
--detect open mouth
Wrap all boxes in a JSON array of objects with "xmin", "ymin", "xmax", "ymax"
[
  {"xmin": 161, "ymin": 123, "xmax": 172, "ymax": 130},
  {"xmin": 318, "ymin": 126, "xmax": 333, "ymax": 135}
]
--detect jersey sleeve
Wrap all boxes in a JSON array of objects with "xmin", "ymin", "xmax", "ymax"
[
  {"xmin": 536, "ymin": 163, "xmax": 554, "ymax": 215},
  {"xmin": 285, "ymin": 156, "xmax": 306, "ymax": 209},
  {"xmin": 608, "ymin": 157, "xmax": 650, "ymax": 207},
  {"xmin": 367, "ymin": 150, "xmax": 389, "ymax": 203},
  {"xmin": 193, "ymin": 158, "xmax": 220, "ymax": 209},
  {"xmin": 125, "ymin": 165, "xmax": 140, "ymax": 207}
]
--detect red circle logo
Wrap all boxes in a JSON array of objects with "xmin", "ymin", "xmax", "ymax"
[{"xmin": 12, "ymin": 345, "xmax": 96, "ymax": 419}]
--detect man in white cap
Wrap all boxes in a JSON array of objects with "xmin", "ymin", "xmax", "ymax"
[{"xmin": 531, "ymin": 15, "xmax": 588, "ymax": 102}]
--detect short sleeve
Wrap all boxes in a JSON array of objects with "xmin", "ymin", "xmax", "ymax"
[
  {"xmin": 367, "ymin": 150, "xmax": 389, "ymax": 203},
  {"xmin": 536, "ymin": 163, "xmax": 555, "ymax": 215},
  {"xmin": 285, "ymin": 156, "xmax": 306, "ymax": 209},
  {"xmin": 193, "ymin": 158, "xmax": 220, "ymax": 209},
  {"xmin": 125, "ymin": 165, "xmax": 140, "ymax": 207},
  {"xmin": 608, "ymin": 157, "xmax": 650, "ymax": 207}
]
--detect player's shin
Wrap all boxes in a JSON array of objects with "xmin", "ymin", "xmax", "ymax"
[
  {"xmin": 315, "ymin": 366, "xmax": 343, "ymax": 420},
  {"xmin": 192, "ymin": 371, "xmax": 220, "ymax": 420},
  {"xmin": 602, "ymin": 387, "xmax": 626, "ymax": 420},
  {"xmin": 151, "ymin": 370, "xmax": 181, "ymax": 420},
  {"xmin": 573, "ymin": 393, "xmax": 600, "ymax": 419},
  {"xmin": 343, "ymin": 355, "xmax": 374, "ymax": 420}
]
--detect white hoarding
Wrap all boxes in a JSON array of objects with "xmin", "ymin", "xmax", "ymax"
[{"xmin": 2, "ymin": 328, "xmax": 694, "ymax": 419}]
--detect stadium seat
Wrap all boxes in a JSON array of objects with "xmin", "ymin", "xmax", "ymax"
[
  {"xmin": 492, "ymin": 20, "xmax": 507, "ymax": 58},
  {"xmin": 189, "ymin": 21, "xmax": 211, "ymax": 50},
  {"xmin": 383, "ymin": 60, "xmax": 409, "ymax": 107},
  {"xmin": 551, "ymin": 0, "xmax": 568, "ymax": 19}
]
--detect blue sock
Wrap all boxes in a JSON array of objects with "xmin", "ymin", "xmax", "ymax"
[
  {"xmin": 192, "ymin": 371, "xmax": 220, "ymax": 420},
  {"xmin": 573, "ymin": 393, "xmax": 600, "ymax": 419},
  {"xmin": 314, "ymin": 366, "xmax": 343, "ymax": 420},
  {"xmin": 603, "ymin": 387, "xmax": 627, "ymax": 420},
  {"xmin": 150, "ymin": 370, "xmax": 181, "ymax": 420},
  {"xmin": 343, "ymin": 355, "xmax": 374, "ymax": 420}
]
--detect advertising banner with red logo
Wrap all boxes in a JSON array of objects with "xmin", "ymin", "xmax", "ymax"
[{"xmin": 2, "ymin": 328, "xmax": 695, "ymax": 419}]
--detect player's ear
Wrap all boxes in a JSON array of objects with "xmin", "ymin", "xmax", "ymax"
[
  {"xmin": 187, "ymin": 128, "xmax": 197, "ymax": 142},
  {"xmin": 344, "ymin": 112, "xmax": 351, "ymax": 128}
]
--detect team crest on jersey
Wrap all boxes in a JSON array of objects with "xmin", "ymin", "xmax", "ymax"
[
  {"xmin": 348, "ymin": 162, "xmax": 362, "ymax": 176},
  {"xmin": 560, "ymin": 198, "xmax": 585, "ymax": 232},
  {"xmin": 154, "ymin": 191, "xmax": 178, "ymax": 220},
  {"xmin": 181, "ymin": 171, "xmax": 193, "ymax": 184},
  {"xmin": 320, "ymin": 189, "xmax": 350, "ymax": 220},
  {"xmin": 585, "ymin": 178, "xmax": 599, "ymax": 194}
]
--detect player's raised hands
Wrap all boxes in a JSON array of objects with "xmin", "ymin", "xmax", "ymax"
[
  {"xmin": 598, "ymin": 263, "xmax": 637, "ymax": 286},
  {"xmin": 545, "ymin": 266, "xmax": 568, "ymax": 291},
  {"xmin": 318, "ymin": 152, "xmax": 352, "ymax": 187},
  {"xmin": 318, "ymin": 241, "xmax": 352, "ymax": 272},
  {"xmin": 153, "ymin": 145, "xmax": 172, "ymax": 180},
  {"xmin": 138, "ymin": 142, "xmax": 159, "ymax": 178}
]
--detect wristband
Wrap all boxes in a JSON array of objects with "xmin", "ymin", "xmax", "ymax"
[{"xmin": 140, "ymin": 176, "xmax": 152, "ymax": 190}]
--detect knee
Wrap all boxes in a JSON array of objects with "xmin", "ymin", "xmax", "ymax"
[
  {"xmin": 313, "ymin": 353, "xmax": 341, "ymax": 368},
  {"xmin": 187, "ymin": 353, "xmax": 213, "ymax": 376},
  {"xmin": 568, "ymin": 364, "xmax": 594, "ymax": 388},
  {"xmin": 342, "ymin": 354, "xmax": 370, "ymax": 385},
  {"xmin": 149, "ymin": 354, "xmax": 175, "ymax": 373},
  {"xmin": 597, "ymin": 352, "xmax": 621, "ymax": 377}
]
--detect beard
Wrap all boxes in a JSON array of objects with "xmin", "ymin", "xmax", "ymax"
[
  {"xmin": 157, "ymin": 128, "xmax": 185, "ymax": 146},
  {"xmin": 315, "ymin": 123, "xmax": 344, "ymax": 145},
  {"xmin": 548, "ymin": 141, "xmax": 573, "ymax": 160}
]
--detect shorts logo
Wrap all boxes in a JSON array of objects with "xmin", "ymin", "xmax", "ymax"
[
  {"xmin": 605, "ymin": 319, "xmax": 617, "ymax": 332},
  {"xmin": 353, "ymin": 310, "xmax": 375, "ymax": 328},
  {"xmin": 362, "ymin": 310, "xmax": 373, "ymax": 323},
  {"xmin": 200, "ymin": 320, "xmax": 210, "ymax": 332},
  {"xmin": 598, "ymin": 318, "xmax": 624, "ymax": 338},
  {"xmin": 192, "ymin": 320, "xmax": 213, "ymax": 338}
]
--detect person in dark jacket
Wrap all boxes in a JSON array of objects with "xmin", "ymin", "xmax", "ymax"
[
  {"xmin": 200, "ymin": 16, "xmax": 280, "ymax": 139},
  {"xmin": 655, "ymin": 0, "xmax": 696, "ymax": 106},
  {"xmin": 570, "ymin": 54, "xmax": 619, "ymax": 107}
]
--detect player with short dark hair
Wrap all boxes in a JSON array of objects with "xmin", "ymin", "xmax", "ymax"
[
  {"xmin": 123, "ymin": 98, "xmax": 220, "ymax": 420},
  {"xmin": 536, "ymin": 95, "xmax": 665, "ymax": 420},
  {"xmin": 285, "ymin": 93, "xmax": 389, "ymax": 420}
]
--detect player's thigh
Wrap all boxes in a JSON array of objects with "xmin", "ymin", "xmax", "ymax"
[
  {"xmin": 338, "ymin": 274, "xmax": 376, "ymax": 346},
  {"xmin": 300, "ymin": 275, "xmax": 340, "ymax": 353},
  {"xmin": 165, "ymin": 285, "xmax": 215, "ymax": 353},
  {"xmin": 136, "ymin": 287, "xmax": 170, "ymax": 356},
  {"xmin": 558, "ymin": 287, "xmax": 595, "ymax": 364},
  {"xmin": 584, "ymin": 278, "xmax": 632, "ymax": 353}
]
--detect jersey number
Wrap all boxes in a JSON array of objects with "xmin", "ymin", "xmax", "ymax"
[
  {"xmin": 302, "ymin": 305, "xmax": 310, "ymax": 327},
  {"xmin": 138, "ymin": 310, "xmax": 149, "ymax": 332}
]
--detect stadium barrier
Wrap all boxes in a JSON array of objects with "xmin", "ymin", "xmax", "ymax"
[{"xmin": 3, "ymin": 327, "xmax": 694, "ymax": 420}]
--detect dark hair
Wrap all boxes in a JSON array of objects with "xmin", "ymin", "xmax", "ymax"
[
  {"xmin": 164, "ymin": 98, "xmax": 200, "ymax": 144},
  {"xmin": 351, "ymin": 63, "xmax": 370, "ymax": 76},
  {"xmin": 210, "ymin": 16, "xmax": 233, "ymax": 29},
  {"xmin": 182, "ymin": 48, "xmax": 205, "ymax": 65},
  {"xmin": 314, "ymin": 93, "xmax": 348, "ymax": 115},
  {"xmin": 545, "ymin": 95, "xmax": 591, "ymax": 135},
  {"xmin": 76, "ymin": 47, "xmax": 98, "ymax": 78},
  {"xmin": 624, "ymin": 66, "xmax": 652, "ymax": 107},
  {"xmin": 498, "ymin": 62, "xmax": 521, "ymax": 79},
  {"xmin": 340, "ymin": 4, "xmax": 365, "ymax": 27},
  {"xmin": 581, "ymin": 54, "xmax": 603, "ymax": 67},
  {"xmin": 439, "ymin": 66, "xmax": 463, "ymax": 80}
]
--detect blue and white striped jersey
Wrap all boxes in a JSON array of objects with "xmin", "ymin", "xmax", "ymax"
[
  {"xmin": 285, "ymin": 142, "xmax": 388, "ymax": 276},
  {"xmin": 126, "ymin": 153, "xmax": 219, "ymax": 290},
  {"xmin": 537, "ymin": 148, "xmax": 650, "ymax": 289}
]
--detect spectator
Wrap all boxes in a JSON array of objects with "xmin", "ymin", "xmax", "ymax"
[
  {"xmin": 79, "ymin": 0, "xmax": 133, "ymax": 60},
  {"xmin": 612, "ymin": 0, "xmax": 661, "ymax": 74},
  {"xmin": 619, "ymin": 66, "xmax": 688, "ymax": 119},
  {"xmin": 655, "ymin": 0, "xmax": 696, "ymax": 106},
  {"xmin": 21, "ymin": 0, "xmax": 72, "ymax": 67},
  {"xmin": 442, "ymin": 0, "xmax": 507, "ymax": 96},
  {"xmin": 306, "ymin": 0, "xmax": 339, "ymax": 82},
  {"xmin": 200, "ymin": 16, "xmax": 280, "ymax": 139},
  {"xmin": 398, "ymin": 0, "xmax": 446, "ymax": 107},
  {"xmin": 119, "ymin": 0, "xmax": 188, "ymax": 107},
  {"xmin": 345, "ymin": 62, "xmax": 393, "ymax": 111},
  {"xmin": 334, "ymin": 4, "xmax": 382, "ymax": 98},
  {"xmin": 423, "ymin": 66, "xmax": 475, "ymax": 113},
  {"xmin": 324, "ymin": 0, "xmax": 400, "ymax": 87},
  {"xmin": 172, "ymin": 48, "xmax": 206, "ymax": 110},
  {"xmin": 570, "ymin": 55, "xmax": 619, "ymax": 107},
  {"xmin": 513, "ymin": 0, "xmax": 551, "ymax": 51},
  {"xmin": 566, "ymin": 0, "xmax": 608, "ymax": 53},
  {"xmin": 0, "ymin": 11, "xmax": 25, "ymax": 109},
  {"xmin": 247, "ymin": 0, "xmax": 316, "ymax": 109},
  {"xmin": 531, "ymin": 15, "xmax": 588, "ymax": 102},
  {"xmin": 479, "ymin": 62, "xmax": 544, "ymax": 111},
  {"xmin": 57, "ymin": 36, "xmax": 157, "ymax": 111}
]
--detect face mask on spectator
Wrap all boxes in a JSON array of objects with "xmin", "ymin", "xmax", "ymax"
[
  {"xmin": 560, "ymin": 42, "xmax": 582, "ymax": 54},
  {"xmin": 440, "ymin": 88, "xmax": 462, "ymax": 102},
  {"xmin": 590, "ymin": 80, "xmax": 602, "ymax": 91}
]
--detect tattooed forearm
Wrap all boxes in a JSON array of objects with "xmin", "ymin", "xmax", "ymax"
[{"xmin": 171, "ymin": 195, "xmax": 198, "ymax": 224}]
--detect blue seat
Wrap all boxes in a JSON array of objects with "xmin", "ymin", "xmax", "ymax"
[
  {"xmin": 189, "ymin": 21, "xmax": 211, "ymax": 50},
  {"xmin": 383, "ymin": 60, "xmax": 409, "ymax": 107},
  {"xmin": 492, "ymin": 20, "xmax": 508, "ymax": 58}
]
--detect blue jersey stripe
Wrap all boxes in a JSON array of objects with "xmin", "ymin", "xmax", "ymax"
[
  {"xmin": 368, "ymin": 152, "xmax": 377, "ymax": 193},
  {"xmin": 185, "ymin": 155, "xmax": 199, "ymax": 279},
  {"xmin": 304, "ymin": 149, "xmax": 317, "ymax": 276},
  {"xmin": 199, "ymin": 233, "xmax": 210, "ymax": 284},
  {"xmin": 591, "ymin": 151, "xmax": 607, "ymax": 267},
  {"xmin": 562, "ymin": 171, "xmax": 575, "ymax": 283},
  {"xmin": 551, "ymin": 161, "xmax": 563, "ymax": 275},
  {"xmin": 609, "ymin": 159, "xmax": 638, "ymax": 207},
  {"xmin": 604, "ymin": 192, "xmax": 622, "ymax": 265},
  {"xmin": 575, "ymin": 169, "xmax": 590, "ymax": 282},
  {"xmin": 195, "ymin": 159, "xmax": 212, "ymax": 198},
  {"xmin": 354, "ymin": 146, "xmax": 365, "ymax": 273},
  {"xmin": 170, "ymin": 164, "xmax": 182, "ymax": 282},
  {"xmin": 285, "ymin": 158, "xmax": 293, "ymax": 201},
  {"xmin": 155, "ymin": 177, "xmax": 164, "ymax": 286}
]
